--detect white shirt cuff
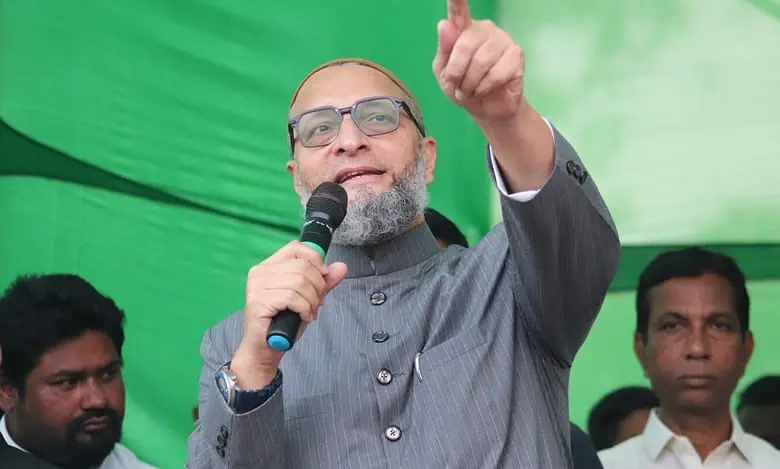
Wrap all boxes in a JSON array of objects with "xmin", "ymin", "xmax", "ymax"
[{"xmin": 489, "ymin": 117, "xmax": 555, "ymax": 202}]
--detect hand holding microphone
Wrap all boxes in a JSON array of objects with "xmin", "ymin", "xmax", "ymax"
[{"xmin": 231, "ymin": 182, "xmax": 348, "ymax": 388}]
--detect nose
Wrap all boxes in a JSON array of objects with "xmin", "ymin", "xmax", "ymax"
[
  {"xmin": 81, "ymin": 378, "xmax": 110, "ymax": 409},
  {"xmin": 684, "ymin": 327, "xmax": 712, "ymax": 361},
  {"xmin": 333, "ymin": 115, "xmax": 369, "ymax": 157}
]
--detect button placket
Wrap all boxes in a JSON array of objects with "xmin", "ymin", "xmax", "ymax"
[{"xmin": 369, "ymin": 289, "xmax": 399, "ymax": 445}]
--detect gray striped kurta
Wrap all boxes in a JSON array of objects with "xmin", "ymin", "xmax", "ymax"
[{"xmin": 187, "ymin": 126, "xmax": 621, "ymax": 468}]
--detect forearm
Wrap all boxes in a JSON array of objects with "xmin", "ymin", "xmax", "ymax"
[
  {"xmin": 496, "ymin": 125, "xmax": 620, "ymax": 364},
  {"xmin": 476, "ymin": 99, "xmax": 555, "ymax": 192}
]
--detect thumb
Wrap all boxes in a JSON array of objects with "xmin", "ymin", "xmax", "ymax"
[
  {"xmin": 432, "ymin": 20, "xmax": 459, "ymax": 77},
  {"xmin": 324, "ymin": 262, "xmax": 348, "ymax": 293}
]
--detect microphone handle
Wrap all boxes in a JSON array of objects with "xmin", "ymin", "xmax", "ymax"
[
  {"xmin": 265, "ymin": 240, "xmax": 327, "ymax": 352},
  {"xmin": 266, "ymin": 310, "xmax": 302, "ymax": 352}
]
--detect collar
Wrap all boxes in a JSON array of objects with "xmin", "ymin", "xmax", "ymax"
[
  {"xmin": 1, "ymin": 415, "xmax": 125, "ymax": 468},
  {"xmin": 326, "ymin": 222, "xmax": 442, "ymax": 278},
  {"xmin": 728, "ymin": 413, "xmax": 755, "ymax": 464},
  {"xmin": 0, "ymin": 415, "xmax": 25, "ymax": 452},
  {"xmin": 642, "ymin": 408, "xmax": 754, "ymax": 464}
]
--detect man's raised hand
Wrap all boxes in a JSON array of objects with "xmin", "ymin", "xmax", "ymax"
[{"xmin": 432, "ymin": 0, "xmax": 526, "ymax": 123}]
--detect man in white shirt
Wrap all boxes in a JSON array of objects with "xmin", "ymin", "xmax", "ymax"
[
  {"xmin": 598, "ymin": 247, "xmax": 780, "ymax": 468},
  {"xmin": 0, "ymin": 274, "xmax": 156, "ymax": 469}
]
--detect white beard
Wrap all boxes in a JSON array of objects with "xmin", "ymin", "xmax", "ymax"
[{"xmin": 297, "ymin": 155, "xmax": 429, "ymax": 247}]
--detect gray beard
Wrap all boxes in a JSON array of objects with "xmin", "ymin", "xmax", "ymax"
[{"xmin": 298, "ymin": 156, "xmax": 429, "ymax": 247}]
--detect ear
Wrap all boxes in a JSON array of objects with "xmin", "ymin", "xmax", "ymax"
[
  {"xmin": 421, "ymin": 136, "xmax": 437, "ymax": 184},
  {"xmin": 634, "ymin": 331, "xmax": 650, "ymax": 378},
  {"xmin": 739, "ymin": 330, "xmax": 755, "ymax": 377},
  {"xmin": 0, "ymin": 374, "xmax": 18, "ymax": 412},
  {"xmin": 286, "ymin": 159, "xmax": 303, "ymax": 198}
]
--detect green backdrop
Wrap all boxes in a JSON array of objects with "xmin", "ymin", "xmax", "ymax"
[{"xmin": 1, "ymin": 1, "xmax": 778, "ymax": 467}]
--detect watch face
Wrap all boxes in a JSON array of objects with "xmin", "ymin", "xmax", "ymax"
[{"xmin": 215, "ymin": 371, "xmax": 231, "ymax": 402}]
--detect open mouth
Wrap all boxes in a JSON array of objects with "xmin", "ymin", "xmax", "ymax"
[{"xmin": 334, "ymin": 167, "xmax": 385, "ymax": 185}]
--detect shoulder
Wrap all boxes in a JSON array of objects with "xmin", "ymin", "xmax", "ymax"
[
  {"xmin": 740, "ymin": 433, "xmax": 780, "ymax": 463},
  {"xmin": 0, "ymin": 446, "xmax": 59, "ymax": 469},
  {"xmin": 597, "ymin": 437, "xmax": 642, "ymax": 468},
  {"xmin": 108, "ymin": 443, "xmax": 158, "ymax": 468},
  {"xmin": 429, "ymin": 223, "xmax": 510, "ymax": 279},
  {"xmin": 475, "ymin": 221, "xmax": 509, "ymax": 252},
  {"xmin": 446, "ymin": 222, "xmax": 509, "ymax": 267}
]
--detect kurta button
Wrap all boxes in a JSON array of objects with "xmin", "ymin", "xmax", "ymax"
[
  {"xmin": 372, "ymin": 331, "xmax": 389, "ymax": 343},
  {"xmin": 376, "ymin": 369, "xmax": 393, "ymax": 385},
  {"xmin": 384, "ymin": 425, "xmax": 402, "ymax": 441},
  {"xmin": 370, "ymin": 292, "xmax": 386, "ymax": 305}
]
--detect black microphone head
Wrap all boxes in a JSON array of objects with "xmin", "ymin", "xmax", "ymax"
[{"xmin": 305, "ymin": 182, "xmax": 348, "ymax": 229}]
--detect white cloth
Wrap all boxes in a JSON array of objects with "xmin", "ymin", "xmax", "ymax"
[
  {"xmin": 488, "ymin": 117, "xmax": 555, "ymax": 202},
  {"xmin": 0, "ymin": 415, "xmax": 157, "ymax": 469},
  {"xmin": 598, "ymin": 408, "xmax": 780, "ymax": 469}
]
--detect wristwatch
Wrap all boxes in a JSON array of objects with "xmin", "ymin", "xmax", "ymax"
[{"xmin": 215, "ymin": 363, "xmax": 282, "ymax": 414}]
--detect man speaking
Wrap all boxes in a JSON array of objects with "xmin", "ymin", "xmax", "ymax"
[{"xmin": 187, "ymin": 1, "xmax": 620, "ymax": 467}]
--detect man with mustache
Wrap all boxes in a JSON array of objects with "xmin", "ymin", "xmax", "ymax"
[
  {"xmin": 598, "ymin": 247, "xmax": 780, "ymax": 468},
  {"xmin": 188, "ymin": 0, "xmax": 620, "ymax": 467},
  {"xmin": 0, "ymin": 274, "xmax": 156, "ymax": 469}
]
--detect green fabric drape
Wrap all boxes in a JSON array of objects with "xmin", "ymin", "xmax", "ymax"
[
  {"xmin": 1, "ymin": 1, "xmax": 496, "ymax": 466},
  {"xmin": 2, "ymin": 1, "xmax": 779, "ymax": 467}
]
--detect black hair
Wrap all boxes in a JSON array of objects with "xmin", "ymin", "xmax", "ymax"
[
  {"xmin": 587, "ymin": 386, "xmax": 659, "ymax": 451},
  {"xmin": 738, "ymin": 375, "xmax": 780, "ymax": 412},
  {"xmin": 635, "ymin": 246, "xmax": 749, "ymax": 339},
  {"xmin": 424, "ymin": 208, "xmax": 469, "ymax": 248},
  {"xmin": 0, "ymin": 274, "xmax": 126, "ymax": 392}
]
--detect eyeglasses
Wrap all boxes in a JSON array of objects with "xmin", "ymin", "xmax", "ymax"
[{"xmin": 288, "ymin": 96, "xmax": 426, "ymax": 150}]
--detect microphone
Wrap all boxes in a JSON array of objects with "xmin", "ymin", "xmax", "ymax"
[{"xmin": 266, "ymin": 182, "xmax": 348, "ymax": 352}]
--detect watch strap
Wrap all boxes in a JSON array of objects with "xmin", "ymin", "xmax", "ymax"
[{"xmin": 233, "ymin": 369, "xmax": 282, "ymax": 414}]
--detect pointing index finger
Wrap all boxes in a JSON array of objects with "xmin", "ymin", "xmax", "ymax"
[{"xmin": 447, "ymin": 0, "xmax": 472, "ymax": 31}]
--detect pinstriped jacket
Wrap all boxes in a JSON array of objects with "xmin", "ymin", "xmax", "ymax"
[{"xmin": 187, "ymin": 125, "xmax": 621, "ymax": 469}]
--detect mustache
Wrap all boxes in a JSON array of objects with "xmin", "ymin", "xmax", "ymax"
[
  {"xmin": 68, "ymin": 408, "xmax": 122, "ymax": 431},
  {"xmin": 324, "ymin": 160, "xmax": 388, "ymax": 181}
]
